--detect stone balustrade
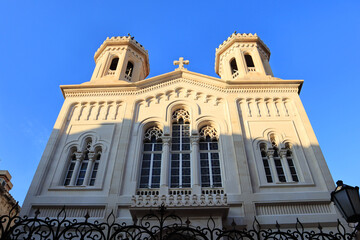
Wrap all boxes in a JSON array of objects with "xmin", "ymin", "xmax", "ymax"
[{"xmin": 131, "ymin": 190, "xmax": 227, "ymax": 208}]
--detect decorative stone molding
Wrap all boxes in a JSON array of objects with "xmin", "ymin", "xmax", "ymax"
[
  {"xmin": 238, "ymin": 98, "xmax": 295, "ymax": 118},
  {"xmin": 255, "ymin": 202, "xmax": 333, "ymax": 216},
  {"xmin": 69, "ymin": 101, "xmax": 123, "ymax": 122},
  {"xmin": 199, "ymin": 126, "xmax": 218, "ymax": 140},
  {"xmin": 172, "ymin": 109, "xmax": 190, "ymax": 123},
  {"xmin": 131, "ymin": 193, "xmax": 227, "ymax": 208},
  {"xmin": 63, "ymin": 78, "xmax": 300, "ymax": 98},
  {"xmin": 144, "ymin": 126, "xmax": 163, "ymax": 141}
]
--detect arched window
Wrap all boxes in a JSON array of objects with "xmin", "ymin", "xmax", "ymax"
[
  {"xmin": 64, "ymin": 148, "xmax": 77, "ymax": 186},
  {"xmin": 230, "ymin": 58, "xmax": 238, "ymax": 74},
  {"xmin": 170, "ymin": 109, "xmax": 191, "ymax": 188},
  {"xmin": 199, "ymin": 126, "xmax": 222, "ymax": 188},
  {"xmin": 63, "ymin": 138, "xmax": 102, "ymax": 187},
  {"xmin": 76, "ymin": 140, "xmax": 92, "ymax": 185},
  {"xmin": 109, "ymin": 57, "xmax": 119, "ymax": 71},
  {"xmin": 125, "ymin": 61, "xmax": 134, "ymax": 77},
  {"xmin": 260, "ymin": 143, "xmax": 273, "ymax": 183},
  {"xmin": 259, "ymin": 138, "xmax": 299, "ymax": 183},
  {"xmin": 244, "ymin": 54, "xmax": 255, "ymax": 68},
  {"xmin": 285, "ymin": 143, "xmax": 299, "ymax": 182},
  {"xmin": 273, "ymin": 146, "xmax": 286, "ymax": 182},
  {"xmin": 230, "ymin": 58, "xmax": 239, "ymax": 79},
  {"xmin": 139, "ymin": 127, "xmax": 163, "ymax": 188},
  {"xmin": 89, "ymin": 148, "xmax": 102, "ymax": 186}
]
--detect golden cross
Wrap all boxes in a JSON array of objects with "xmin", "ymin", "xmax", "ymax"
[{"xmin": 173, "ymin": 57, "xmax": 189, "ymax": 70}]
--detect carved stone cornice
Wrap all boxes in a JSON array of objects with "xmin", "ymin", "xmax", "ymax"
[
  {"xmin": 61, "ymin": 75, "xmax": 302, "ymax": 98},
  {"xmin": 94, "ymin": 36, "xmax": 148, "ymax": 62}
]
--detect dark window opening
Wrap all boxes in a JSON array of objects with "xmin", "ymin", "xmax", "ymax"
[
  {"xmin": 245, "ymin": 54, "xmax": 255, "ymax": 67},
  {"xmin": 109, "ymin": 58, "xmax": 119, "ymax": 70},
  {"xmin": 230, "ymin": 58, "xmax": 238, "ymax": 74},
  {"xmin": 125, "ymin": 61, "xmax": 134, "ymax": 77}
]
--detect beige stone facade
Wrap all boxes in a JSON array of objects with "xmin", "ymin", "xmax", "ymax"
[{"xmin": 22, "ymin": 33, "xmax": 339, "ymax": 229}]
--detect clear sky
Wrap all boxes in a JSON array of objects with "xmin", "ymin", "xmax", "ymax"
[{"xmin": 0, "ymin": 1, "xmax": 359, "ymax": 205}]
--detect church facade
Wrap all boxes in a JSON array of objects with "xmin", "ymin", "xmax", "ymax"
[{"xmin": 22, "ymin": 33, "xmax": 339, "ymax": 228}]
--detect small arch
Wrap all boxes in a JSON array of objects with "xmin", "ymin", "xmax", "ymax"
[
  {"xmin": 244, "ymin": 54, "xmax": 255, "ymax": 68},
  {"xmin": 125, "ymin": 61, "xmax": 134, "ymax": 77},
  {"xmin": 109, "ymin": 57, "xmax": 119, "ymax": 71}
]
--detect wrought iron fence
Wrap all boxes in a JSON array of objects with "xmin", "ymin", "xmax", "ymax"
[{"xmin": 0, "ymin": 203, "xmax": 358, "ymax": 239}]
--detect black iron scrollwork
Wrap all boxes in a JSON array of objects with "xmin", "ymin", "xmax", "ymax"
[{"xmin": 0, "ymin": 202, "xmax": 358, "ymax": 239}]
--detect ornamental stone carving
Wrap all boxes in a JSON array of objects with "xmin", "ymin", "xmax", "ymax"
[
  {"xmin": 144, "ymin": 126, "xmax": 163, "ymax": 141},
  {"xmin": 199, "ymin": 126, "xmax": 218, "ymax": 140}
]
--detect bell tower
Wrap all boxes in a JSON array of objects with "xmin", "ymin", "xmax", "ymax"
[
  {"xmin": 90, "ymin": 35, "xmax": 150, "ymax": 83},
  {"xmin": 215, "ymin": 33, "xmax": 273, "ymax": 80}
]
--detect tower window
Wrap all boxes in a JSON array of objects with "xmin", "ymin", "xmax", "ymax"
[
  {"xmin": 230, "ymin": 58, "xmax": 238, "ymax": 77},
  {"xmin": 125, "ymin": 61, "xmax": 134, "ymax": 77},
  {"xmin": 109, "ymin": 58, "xmax": 119, "ymax": 71},
  {"xmin": 245, "ymin": 54, "xmax": 255, "ymax": 68}
]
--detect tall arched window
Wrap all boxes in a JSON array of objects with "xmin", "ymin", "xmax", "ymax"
[
  {"xmin": 230, "ymin": 58, "xmax": 238, "ymax": 74},
  {"xmin": 170, "ymin": 109, "xmax": 191, "ymax": 188},
  {"xmin": 199, "ymin": 126, "xmax": 222, "ymax": 188},
  {"xmin": 244, "ymin": 54, "xmax": 255, "ymax": 68},
  {"xmin": 272, "ymin": 146, "xmax": 286, "ymax": 182},
  {"xmin": 230, "ymin": 58, "xmax": 238, "ymax": 78},
  {"xmin": 64, "ymin": 148, "xmax": 77, "ymax": 186},
  {"xmin": 285, "ymin": 143, "xmax": 299, "ymax": 182},
  {"xmin": 260, "ymin": 143, "xmax": 273, "ymax": 183},
  {"xmin": 109, "ymin": 57, "xmax": 119, "ymax": 71},
  {"xmin": 76, "ymin": 140, "xmax": 92, "ymax": 185},
  {"xmin": 89, "ymin": 147, "xmax": 102, "ymax": 186},
  {"xmin": 139, "ymin": 127, "xmax": 163, "ymax": 188}
]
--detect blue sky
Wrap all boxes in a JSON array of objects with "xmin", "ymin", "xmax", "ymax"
[{"xmin": 0, "ymin": 1, "xmax": 359, "ymax": 205}]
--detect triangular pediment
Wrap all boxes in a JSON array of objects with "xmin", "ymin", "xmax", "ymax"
[{"xmin": 60, "ymin": 69, "xmax": 303, "ymax": 98}]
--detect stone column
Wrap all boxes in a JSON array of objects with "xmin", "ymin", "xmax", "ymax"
[
  {"xmin": 83, "ymin": 152, "xmax": 96, "ymax": 186},
  {"xmin": 160, "ymin": 136, "xmax": 170, "ymax": 195},
  {"xmin": 190, "ymin": 136, "xmax": 201, "ymax": 194},
  {"xmin": 69, "ymin": 152, "xmax": 83, "ymax": 186},
  {"xmin": 267, "ymin": 150, "xmax": 279, "ymax": 183},
  {"xmin": 280, "ymin": 150, "xmax": 292, "ymax": 182}
]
